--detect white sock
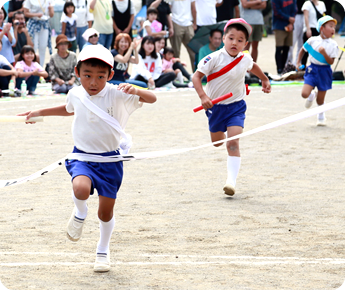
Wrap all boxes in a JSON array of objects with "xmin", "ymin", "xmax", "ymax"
[
  {"xmin": 308, "ymin": 90, "xmax": 316, "ymax": 101},
  {"xmin": 177, "ymin": 71, "xmax": 184, "ymax": 83},
  {"xmin": 226, "ymin": 156, "xmax": 241, "ymax": 187},
  {"xmin": 97, "ymin": 216, "xmax": 115, "ymax": 254},
  {"xmin": 72, "ymin": 191, "xmax": 88, "ymax": 219},
  {"xmin": 317, "ymin": 104, "xmax": 325, "ymax": 120}
]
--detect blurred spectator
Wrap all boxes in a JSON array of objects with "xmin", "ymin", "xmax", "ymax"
[
  {"xmin": 216, "ymin": 0, "xmax": 240, "ymax": 22},
  {"xmin": 147, "ymin": 0, "xmax": 173, "ymax": 40},
  {"xmin": 0, "ymin": 7, "xmax": 16, "ymax": 64},
  {"xmin": 240, "ymin": 0, "xmax": 267, "ymax": 63},
  {"xmin": 8, "ymin": 0, "xmax": 25, "ymax": 24},
  {"xmin": 169, "ymin": 0, "xmax": 197, "ymax": 71},
  {"xmin": 197, "ymin": 28, "xmax": 222, "ymax": 64},
  {"xmin": 68, "ymin": 0, "xmax": 93, "ymax": 52},
  {"xmin": 61, "ymin": 1, "xmax": 78, "ymax": 52},
  {"xmin": 12, "ymin": 11, "xmax": 39, "ymax": 63},
  {"xmin": 0, "ymin": 40, "xmax": 17, "ymax": 91},
  {"xmin": 287, "ymin": 0, "xmax": 305, "ymax": 65},
  {"xmin": 301, "ymin": 0, "xmax": 326, "ymax": 67},
  {"xmin": 23, "ymin": 0, "xmax": 54, "ymax": 68},
  {"xmin": 89, "ymin": 0, "xmax": 114, "ymax": 49},
  {"xmin": 272, "ymin": 0, "xmax": 297, "ymax": 74},
  {"xmin": 142, "ymin": 7, "xmax": 167, "ymax": 37},
  {"xmin": 48, "ymin": 34, "xmax": 79, "ymax": 93},
  {"xmin": 111, "ymin": 0, "xmax": 135, "ymax": 46},
  {"xmin": 82, "ymin": 27, "xmax": 100, "ymax": 49},
  {"xmin": 195, "ymin": 0, "xmax": 222, "ymax": 30}
]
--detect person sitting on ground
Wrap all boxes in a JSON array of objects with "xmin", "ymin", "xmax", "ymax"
[
  {"xmin": 142, "ymin": 7, "xmax": 167, "ymax": 38},
  {"xmin": 15, "ymin": 45, "xmax": 48, "ymax": 95},
  {"xmin": 48, "ymin": 34, "xmax": 80, "ymax": 94},
  {"xmin": 197, "ymin": 28, "xmax": 223, "ymax": 64},
  {"xmin": 82, "ymin": 28, "xmax": 100, "ymax": 49},
  {"xmin": 0, "ymin": 40, "xmax": 18, "ymax": 92},
  {"xmin": 109, "ymin": 33, "xmax": 147, "ymax": 87},
  {"xmin": 12, "ymin": 11, "xmax": 40, "ymax": 64},
  {"xmin": 130, "ymin": 35, "xmax": 175, "ymax": 89}
]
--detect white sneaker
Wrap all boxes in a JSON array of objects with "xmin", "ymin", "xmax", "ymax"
[
  {"xmin": 305, "ymin": 90, "xmax": 316, "ymax": 109},
  {"xmin": 223, "ymin": 183, "xmax": 235, "ymax": 196},
  {"xmin": 316, "ymin": 118, "xmax": 327, "ymax": 126},
  {"xmin": 94, "ymin": 251, "xmax": 111, "ymax": 272},
  {"xmin": 67, "ymin": 208, "xmax": 85, "ymax": 242}
]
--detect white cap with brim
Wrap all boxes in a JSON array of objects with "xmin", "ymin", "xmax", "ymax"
[
  {"xmin": 317, "ymin": 15, "xmax": 337, "ymax": 32},
  {"xmin": 82, "ymin": 28, "xmax": 100, "ymax": 42},
  {"xmin": 224, "ymin": 18, "xmax": 253, "ymax": 37},
  {"xmin": 77, "ymin": 45, "xmax": 114, "ymax": 68}
]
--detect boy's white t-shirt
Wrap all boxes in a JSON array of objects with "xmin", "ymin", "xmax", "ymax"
[
  {"xmin": 169, "ymin": 0, "xmax": 195, "ymax": 27},
  {"xmin": 197, "ymin": 48, "xmax": 253, "ymax": 105},
  {"xmin": 304, "ymin": 35, "xmax": 338, "ymax": 65},
  {"xmin": 65, "ymin": 83, "xmax": 142, "ymax": 153},
  {"xmin": 301, "ymin": 1, "xmax": 326, "ymax": 32}
]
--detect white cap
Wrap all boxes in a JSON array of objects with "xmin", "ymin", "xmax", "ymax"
[
  {"xmin": 82, "ymin": 28, "xmax": 100, "ymax": 42},
  {"xmin": 77, "ymin": 45, "xmax": 114, "ymax": 68}
]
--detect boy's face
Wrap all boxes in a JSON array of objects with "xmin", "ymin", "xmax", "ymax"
[
  {"xmin": 75, "ymin": 62, "xmax": 114, "ymax": 96},
  {"xmin": 88, "ymin": 34, "xmax": 99, "ymax": 45},
  {"xmin": 321, "ymin": 21, "xmax": 336, "ymax": 38},
  {"xmin": 148, "ymin": 12, "xmax": 157, "ymax": 22},
  {"xmin": 223, "ymin": 28, "xmax": 248, "ymax": 57}
]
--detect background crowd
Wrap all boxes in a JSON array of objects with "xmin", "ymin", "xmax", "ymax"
[{"xmin": 0, "ymin": 0, "xmax": 344, "ymax": 96}]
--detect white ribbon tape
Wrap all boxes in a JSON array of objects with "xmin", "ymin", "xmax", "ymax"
[{"xmin": 1, "ymin": 97, "xmax": 345, "ymax": 188}]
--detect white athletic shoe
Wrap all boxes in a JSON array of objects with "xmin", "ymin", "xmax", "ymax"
[
  {"xmin": 67, "ymin": 208, "xmax": 85, "ymax": 242},
  {"xmin": 223, "ymin": 184, "xmax": 235, "ymax": 196},
  {"xmin": 316, "ymin": 118, "xmax": 327, "ymax": 126},
  {"xmin": 305, "ymin": 90, "xmax": 316, "ymax": 109},
  {"xmin": 94, "ymin": 251, "xmax": 111, "ymax": 272}
]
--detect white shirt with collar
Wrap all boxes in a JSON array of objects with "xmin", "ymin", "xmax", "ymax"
[
  {"xmin": 304, "ymin": 35, "xmax": 339, "ymax": 66},
  {"xmin": 66, "ymin": 82, "xmax": 142, "ymax": 153},
  {"xmin": 197, "ymin": 48, "xmax": 253, "ymax": 105}
]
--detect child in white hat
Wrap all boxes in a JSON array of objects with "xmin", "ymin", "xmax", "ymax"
[{"xmin": 81, "ymin": 28, "xmax": 100, "ymax": 50}]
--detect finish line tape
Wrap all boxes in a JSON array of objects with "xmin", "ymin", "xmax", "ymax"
[{"xmin": 1, "ymin": 97, "xmax": 345, "ymax": 188}]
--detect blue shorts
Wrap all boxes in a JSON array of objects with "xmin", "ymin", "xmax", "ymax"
[
  {"xmin": 65, "ymin": 147, "xmax": 123, "ymax": 199},
  {"xmin": 304, "ymin": 63, "xmax": 332, "ymax": 92},
  {"xmin": 206, "ymin": 100, "xmax": 247, "ymax": 133}
]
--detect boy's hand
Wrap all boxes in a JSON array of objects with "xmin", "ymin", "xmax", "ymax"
[
  {"xmin": 261, "ymin": 79, "xmax": 271, "ymax": 93},
  {"xmin": 117, "ymin": 83, "xmax": 138, "ymax": 95},
  {"xmin": 200, "ymin": 94, "xmax": 214, "ymax": 110},
  {"xmin": 17, "ymin": 110, "xmax": 40, "ymax": 123},
  {"xmin": 319, "ymin": 46, "xmax": 325, "ymax": 55}
]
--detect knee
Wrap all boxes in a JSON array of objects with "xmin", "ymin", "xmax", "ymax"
[
  {"xmin": 98, "ymin": 210, "xmax": 113, "ymax": 222},
  {"xmin": 73, "ymin": 183, "xmax": 90, "ymax": 200},
  {"xmin": 226, "ymin": 140, "xmax": 239, "ymax": 152}
]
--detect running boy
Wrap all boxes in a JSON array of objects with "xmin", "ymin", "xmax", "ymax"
[
  {"xmin": 18, "ymin": 45, "xmax": 156, "ymax": 272},
  {"xmin": 192, "ymin": 18, "xmax": 271, "ymax": 196},
  {"xmin": 296, "ymin": 15, "xmax": 338, "ymax": 126}
]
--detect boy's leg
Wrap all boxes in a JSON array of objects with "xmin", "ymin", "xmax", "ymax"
[
  {"xmin": 301, "ymin": 84, "xmax": 316, "ymax": 109},
  {"xmin": 67, "ymin": 175, "xmax": 91, "ymax": 242},
  {"xmin": 224, "ymin": 126, "xmax": 243, "ymax": 196},
  {"xmin": 94, "ymin": 195, "xmax": 116, "ymax": 272},
  {"xmin": 316, "ymin": 90, "xmax": 327, "ymax": 126}
]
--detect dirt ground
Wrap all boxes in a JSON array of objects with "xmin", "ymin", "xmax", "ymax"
[{"xmin": 1, "ymin": 32, "xmax": 345, "ymax": 289}]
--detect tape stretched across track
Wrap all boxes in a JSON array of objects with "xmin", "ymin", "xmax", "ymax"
[{"xmin": 1, "ymin": 97, "xmax": 345, "ymax": 188}]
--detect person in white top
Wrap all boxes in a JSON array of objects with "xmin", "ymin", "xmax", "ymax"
[
  {"xmin": 61, "ymin": 1, "xmax": 78, "ymax": 52},
  {"xmin": 18, "ymin": 44, "xmax": 157, "ymax": 273},
  {"xmin": 297, "ymin": 16, "xmax": 338, "ymax": 126},
  {"xmin": 192, "ymin": 18, "xmax": 271, "ymax": 196},
  {"xmin": 301, "ymin": 0, "xmax": 326, "ymax": 67},
  {"xmin": 142, "ymin": 7, "xmax": 167, "ymax": 38},
  {"xmin": 195, "ymin": 0, "xmax": 222, "ymax": 28},
  {"xmin": 168, "ymin": 0, "xmax": 197, "ymax": 71}
]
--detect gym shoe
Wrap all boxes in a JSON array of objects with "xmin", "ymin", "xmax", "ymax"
[
  {"xmin": 94, "ymin": 251, "xmax": 111, "ymax": 272},
  {"xmin": 67, "ymin": 208, "xmax": 85, "ymax": 242},
  {"xmin": 223, "ymin": 184, "xmax": 235, "ymax": 196},
  {"xmin": 316, "ymin": 118, "xmax": 327, "ymax": 126},
  {"xmin": 305, "ymin": 90, "xmax": 316, "ymax": 109}
]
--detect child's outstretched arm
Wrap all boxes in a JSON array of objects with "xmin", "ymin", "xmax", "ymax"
[
  {"xmin": 249, "ymin": 63, "xmax": 271, "ymax": 94},
  {"xmin": 192, "ymin": 71, "xmax": 214, "ymax": 110},
  {"xmin": 117, "ymin": 83, "xmax": 157, "ymax": 103},
  {"xmin": 17, "ymin": 105, "xmax": 73, "ymax": 123}
]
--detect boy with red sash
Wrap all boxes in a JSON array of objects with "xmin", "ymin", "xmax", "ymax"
[{"xmin": 192, "ymin": 18, "xmax": 271, "ymax": 196}]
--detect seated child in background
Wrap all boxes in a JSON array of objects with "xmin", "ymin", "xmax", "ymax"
[
  {"xmin": 82, "ymin": 28, "xmax": 100, "ymax": 50},
  {"xmin": 0, "ymin": 40, "xmax": 17, "ymax": 93},
  {"xmin": 15, "ymin": 45, "xmax": 48, "ymax": 95},
  {"xmin": 142, "ymin": 8, "xmax": 167, "ymax": 38}
]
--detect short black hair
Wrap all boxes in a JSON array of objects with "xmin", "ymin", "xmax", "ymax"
[
  {"xmin": 63, "ymin": 1, "xmax": 75, "ymax": 15},
  {"xmin": 224, "ymin": 24, "xmax": 249, "ymax": 40},
  {"xmin": 210, "ymin": 28, "xmax": 222, "ymax": 38},
  {"xmin": 147, "ymin": 7, "xmax": 158, "ymax": 16},
  {"xmin": 163, "ymin": 46, "xmax": 174, "ymax": 55},
  {"xmin": 12, "ymin": 10, "xmax": 25, "ymax": 20},
  {"xmin": 139, "ymin": 36, "xmax": 157, "ymax": 59},
  {"xmin": 76, "ymin": 59, "xmax": 112, "ymax": 75}
]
